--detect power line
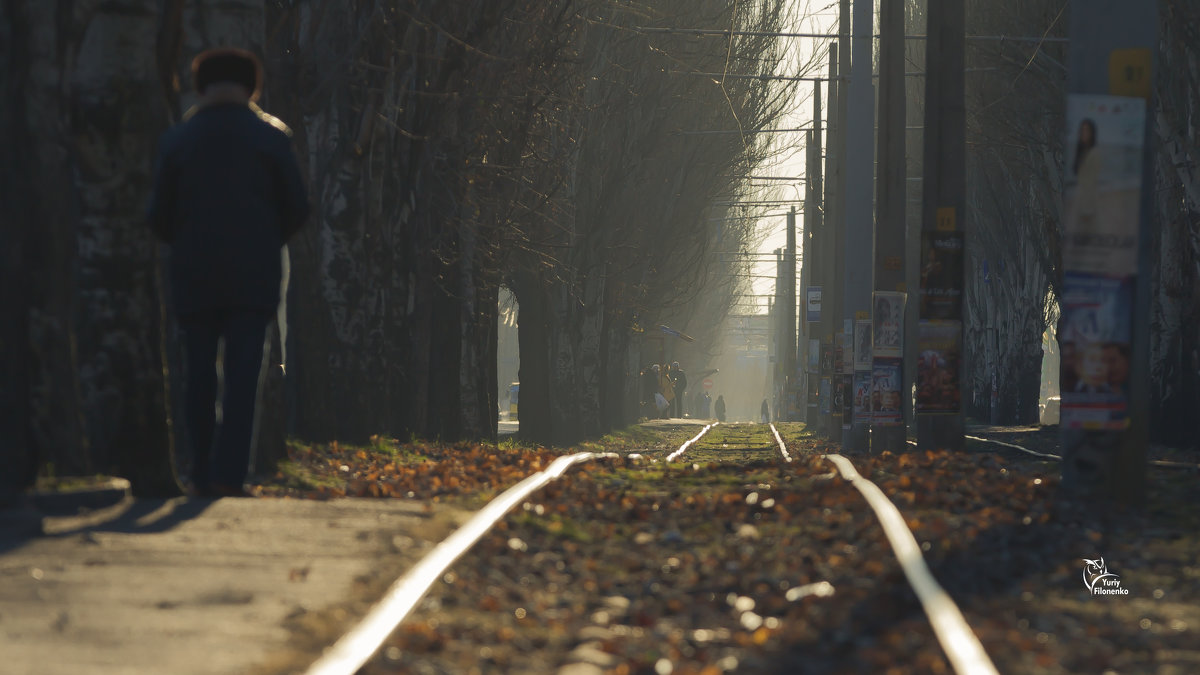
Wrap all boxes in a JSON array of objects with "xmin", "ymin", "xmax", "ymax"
[
  {"xmin": 672, "ymin": 127, "xmax": 814, "ymax": 135},
  {"xmin": 635, "ymin": 27, "xmax": 1068, "ymax": 44}
]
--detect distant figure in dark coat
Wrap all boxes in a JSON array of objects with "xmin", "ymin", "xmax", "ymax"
[
  {"xmin": 761, "ymin": 399, "xmax": 770, "ymax": 423},
  {"xmin": 714, "ymin": 395, "xmax": 726, "ymax": 423},
  {"xmin": 670, "ymin": 361, "xmax": 687, "ymax": 418},
  {"xmin": 148, "ymin": 48, "xmax": 309, "ymax": 497}
]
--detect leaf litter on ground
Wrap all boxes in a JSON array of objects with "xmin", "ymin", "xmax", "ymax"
[{"xmin": 250, "ymin": 423, "xmax": 1199, "ymax": 674}]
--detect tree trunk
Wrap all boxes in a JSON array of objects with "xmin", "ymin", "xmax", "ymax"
[
  {"xmin": 515, "ymin": 277, "xmax": 553, "ymax": 443},
  {"xmin": 0, "ymin": 3, "xmax": 37, "ymax": 493}
]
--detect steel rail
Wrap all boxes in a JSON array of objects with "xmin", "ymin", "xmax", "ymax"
[
  {"xmin": 771, "ymin": 426, "xmax": 1000, "ymax": 675},
  {"xmin": 665, "ymin": 422, "xmax": 719, "ymax": 463},
  {"xmin": 305, "ymin": 451, "xmax": 620, "ymax": 675},
  {"xmin": 959, "ymin": 435, "xmax": 1199, "ymax": 470}
]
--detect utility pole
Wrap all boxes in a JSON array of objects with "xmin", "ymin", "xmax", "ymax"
[
  {"xmin": 916, "ymin": 0, "xmax": 966, "ymax": 452},
  {"xmin": 872, "ymin": 0, "xmax": 908, "ymax": 452},
  {"xmin": 784, "ymin": 206, "xmax": 797, "ymax": 421},
  {"xmin": 800, "ymin": 80, "xmax": 824, "ymax": 425},
  {"xmin": 843, "ymin": 0, "xmax": 875, "ymax": 451},
  {"xmin": 824, "ymin": 7, "xmax": 849, "ymax": 441},
  {"xmin": 1059, "ymin": 1, "xmax": 1155, "ymax": 505},
  {"xmin": 799, "ymin": 179, "xmax": 812, "ymax": 422}
]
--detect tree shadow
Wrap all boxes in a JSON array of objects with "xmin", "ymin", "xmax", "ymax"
[{"xmin": 0, "ymin": 496, "xmax": 218, "ymax": 555}]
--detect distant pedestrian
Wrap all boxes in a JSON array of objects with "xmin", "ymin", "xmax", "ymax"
[
  {"xmin": 670, "ymin": 361, "xmax": 687, "ymax": 418},
  {"xmin": 148, "ymin": 48, "xmax": 309, "ymax": 497},
  {"xmin": 658, "ymin": 364, "xmax": 675, "ymax": 419},
  {"xmin": 702, "ymin": 391, "xmax": 712, "ymax": 419},
  {"xmin": 640, "ymin": 364, "xmax": 659, "ymax": 416},
  {"xmin": 760, "ymin": 399, "xmax": 770, "ymax": 424},
  {"xmin": 714, "ymin": 394, "xmax": 726, "ymax": 423}
]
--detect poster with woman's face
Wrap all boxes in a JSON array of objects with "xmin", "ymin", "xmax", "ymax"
[{"xmin": 1063, "ymin": 94, "xmax": 1145, "ymax": 277}]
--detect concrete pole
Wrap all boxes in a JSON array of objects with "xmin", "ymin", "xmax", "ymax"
[
  {"xmin": 1059, "ymin": 1, "xmax": 1156, "ymax": 506},
  {"xmin": 915, "ymin": 0, "xmax": 966, "ymax": 452},
  {"xmin": 871, "ymin": 0, "xmax": 908, "ymax": 452},
  {"xmin": 843, "ymin": 0, "xmax": 875, "ymax": 451},
  {"xmin": 784, "ymin": 206, "xmax": 797, "ymax": 420},
  {"xmin": 803, "ymin": 129, "xmax": 819, "ymax": 424}
]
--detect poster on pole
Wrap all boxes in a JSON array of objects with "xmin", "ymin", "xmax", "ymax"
[
  {"xmin": 806, "ymin": 287, "xmax": 823, "ymax": 323},
  {"xmin": 842, "ymin": 375, "xmax": 853, "ymax": 430},
  {"xmin": 853, "ymin": 320, "xmax": 872, "ymax": 371},
  {"xmin": 852, "ymin": 371, "xmax": 871, "ymax": 425},
  {"xmin": 916, "ymin": 320, "xmax": 962, "ymax": 413},
  {"xmin": 919, "ymin": 231, "xmax": 964, "ymax": 319},
  {"xmin": 1059, "ymin": 272, "xmax": 1132, "ymax": 429},
  {"xmin": 820, "ymin": 377, "xmax": 832, "ymax": 415},
  {"xmin": 872, "ymin": 292, "xmax": 906, "ymax": 359},
  {"xmin": 841, "ymin": 331, "xmax": 854, "ymax": 375},
  {"xmin": 807, "ymin": 338, "xmax": 820, "ymax": 373},
  {"xmin": 831, "ymin": 375, "xmax": 845, "ymax": 421},
  {"xmin": 1063, "ymin": 94, "xmax": 1145, "ymax": 277},
  {"xmin": 871, "ymin": 359, "xmax": 903, "ymax": 426}
]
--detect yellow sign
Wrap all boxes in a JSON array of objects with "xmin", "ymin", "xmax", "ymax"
[
  {"xmin": 855, "ymin": 311, "xmax": 869, "ymax": 320},
  {"xmin": 1109, "ymin": 48, "xmax": 1152, "ymax": 99},
  {"xmin": 936, "ymin": 207, "xmax": 956, "ymax": 231}
]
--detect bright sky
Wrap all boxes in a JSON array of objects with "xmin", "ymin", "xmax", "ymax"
[{"xmin": 744, "ymin": 1, "xmax": 840, "ymax": 314}]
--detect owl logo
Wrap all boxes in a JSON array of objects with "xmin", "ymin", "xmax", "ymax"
[{"xmin": 1082, "ymin": 557, "xmax": 1118, "ymax": 591}]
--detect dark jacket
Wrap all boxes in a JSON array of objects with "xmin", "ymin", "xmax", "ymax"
[{"xmin": 147, "ymin": 102, "xmax": 309, "ymax": 315}]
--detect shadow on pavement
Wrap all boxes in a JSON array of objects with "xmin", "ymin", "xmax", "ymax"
[{"xmin": 0, "ymin": 496, "xmax": 217, "ymax": 556}]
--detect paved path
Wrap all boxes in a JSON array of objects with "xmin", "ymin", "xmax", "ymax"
[{"xmin": 0, "ymin": 496, "xmax": 465, "ymax": 675}]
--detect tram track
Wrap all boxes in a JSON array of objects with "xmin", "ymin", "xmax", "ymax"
[{"xmin": 300, "ymin": 422, "xmax": 1195, "ymax": 674}]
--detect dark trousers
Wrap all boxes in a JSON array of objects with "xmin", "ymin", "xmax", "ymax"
[{"xmin": 181, "ymin": 309, "xmax": 271, "ymax": 490}]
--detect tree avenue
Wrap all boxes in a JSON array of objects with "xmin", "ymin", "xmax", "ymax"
[
  {"xmin": 3, "ymin": 1, "xmax": 1197, "ymax": 498},
  {"xmin": 1, "ymin": 0, "xmax": 799, "ymax": 493}
]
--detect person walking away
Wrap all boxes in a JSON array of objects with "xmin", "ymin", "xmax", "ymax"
[
  {"xmin": 760, "ymin": 399, "xmax": 770, "ymax": 423},
  {"xmin": 670, "ymin": 361, "xmax": 687, "ymax": 418},
  {"xmin": 702, "ymin": 391, "xmax": 712, "ymax": 419},
  {"xmin": 148, "ymin": 48, "xmax": 309, "ymax": 497},
  {"xmin": 658, "ymin": 364, "xmax": 676, "ymax": 419},
  {"xmin": 714, "ymin": 394, "xmax": 726, "ymax": 423}
]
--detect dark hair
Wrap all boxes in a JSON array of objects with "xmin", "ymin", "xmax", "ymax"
[
  {"xmin": 191, "ymin": 48, "xmax": 263, "ymax": 97},
  {"xmin": 1072, "ymin": 118, "xmax": 1096, "ymax": 176}
]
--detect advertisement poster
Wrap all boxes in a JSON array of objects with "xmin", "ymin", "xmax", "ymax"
[
  {"xmin": 872, "ymin": 292, "xmax": 906, "ymax": 359},
  {"xmin": 1059, "ymin": 273, "xmax": 1132, "ymax": 429},
  {"xmin": 832, "ymin": 336, "xmax": 844, "ymax": 377},
  {"xmin": 806, "ymin": 287, "xmax": 823, "ymax": 323},
  {"xmin": 807, "ymin": 338, "xmax": 820, "ymax": 373},
  {"xmin": 916, "ymin": 320, "xmax": 962, "ymax": 413},
  {"xmin": 820, "ymin": 377, "xmax": 832, "ymax": 415},
  {"xmin": 919, "ymin": 231, "xmax": 964, "ymax": 319},
  {"xmin": 831, "ymin": 375, "xmax": 845, "ymax": 420},
  {"xmin": 853, "ymin": 372, "xmax": 872, "ymax": 425},
  {"xmin": 853, "ymin": 320, "xmax": 872, "ymax": 371},
  {"xmin": 1063, "ymin": 94, "xmax": 1145, "ymax": 276},
  {"xmin": 820, "ymin": 342, "xmax": 833, "ymax": 376},
  {"xmin": 841, "ymin": 331, "xmax": 854, "ymax": 375},
  {"xmin": 842, "ymin": 375, "xmax": 853, "ymax": 429},
  {"xmin": 872, "ymin": 359, "xmax": 903, "ymax": 426}
]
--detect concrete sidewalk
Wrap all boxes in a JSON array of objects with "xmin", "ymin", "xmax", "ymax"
[{"xmin": 0, "ymin": 496, "xmax": 466, "ymax": 675}]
